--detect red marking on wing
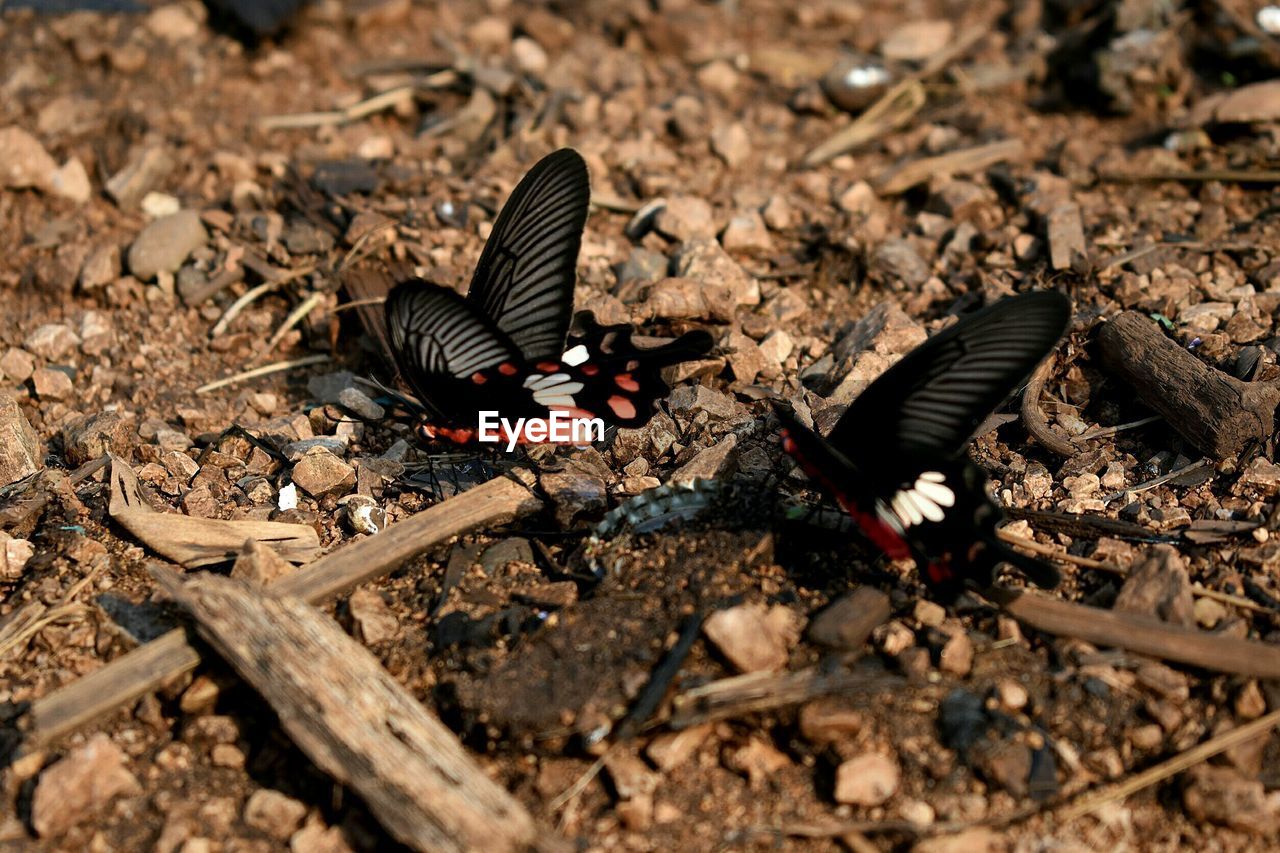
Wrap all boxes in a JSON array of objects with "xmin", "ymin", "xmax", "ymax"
[
  {"xmin": 497, "ymin": 362, "xmax": 518, "ymax": 376},
  {"xmin": 430, "ymin": 425, "xmax": 478, "ymax": 445},
  {"xmin": 607, "ymin": 395, "xmax": 637, "ymax": 420},
  {"xmin": 615, "ymin": 373, "xmax": 640, "ymax": 392},
  {"xmin": 470, "ymin": 372, "xmax": 488, "ymax": 385},
  {"xmin": 927, "ymin": 559, "xmax": 954, "ymax": 585},
  {"xmin": 781, "ymin": 428, "xmax": 911, "ymax": 560},
  {"xmin": 581, "ymin": 364, "xmax": 599, "ymax": 376},
  {"xmin": 536, "ymin": 361, "xmax": 559, "ymax": 373}
]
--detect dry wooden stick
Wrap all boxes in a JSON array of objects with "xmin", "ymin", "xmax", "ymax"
[
  {"xmin": 1020, "ymin": 357, "xmax": 1076, "ymax": 457},
  {"xmin": 1057, "ymin": 707, "xmax": 1280, "ymax": 821},
  {"xmin": 989, "ymin": 588, "xmax": 1280, "ymax": 678},
  {"xmin": 22, "ymin": 474, "xmax": 542, "ymax": 751},
  {"xmin": 1096, "ymin": 312, "xmax": 1280, "ymax": 459},
  {"xmin": 151, "ymin": 569, "xmax": 546, "ymax": 853},
  {"xmin": 194, "ymin": 354, "xmax": 331, "ymax": 395},
  {"xmin": 669, "ymin": 666, "xmax": 903, "ymax": 729},
  {"xmin": 873, "ymin": 138, "xmax": 1026, "ymax": 196}
]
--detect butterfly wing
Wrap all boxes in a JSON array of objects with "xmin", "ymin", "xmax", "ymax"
[
  {"xmin": 385, "ymin": 280, "xmax": 522, "ymax": 421},
  {"xmin": 829, "ymin": 291, "xmax": 1071, "ymax": 464},
  {"xmin": 559, "ymin": 314, "xmax": 713, "ymax": 426},
  {"xmin": 466, "ymin": 148, "xmax": 591, "ymax": 362}
]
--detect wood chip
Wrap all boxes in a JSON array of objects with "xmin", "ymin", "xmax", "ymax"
[
  {"xmin": 151, "ymin": 569, "xmax": 544, "ymax": 853},
  {"xmin": 108, "ymin": 455, "xmax": 320, "ymax": 568}
]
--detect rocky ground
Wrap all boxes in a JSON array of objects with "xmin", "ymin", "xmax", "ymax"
[{"xmin": 3, "ymin": 0, "xmax": 1280, "ymax": 850}]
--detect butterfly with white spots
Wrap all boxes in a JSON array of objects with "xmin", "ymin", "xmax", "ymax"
[
  {"xmin": 778, "ymin": 292, "xmax": 1072, "ymax": 601},
  {"xmin": 384, "ymin": 149, "xmax": 712, "ymax": 446}
]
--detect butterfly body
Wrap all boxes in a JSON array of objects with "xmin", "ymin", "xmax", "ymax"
[
  {"xmin": 385, "ymin": 149, "xmax": 712, "ymax": 445},
  {"xmin": 780, "ymin": 291, "xmax": 1072, "ymax": 599}
]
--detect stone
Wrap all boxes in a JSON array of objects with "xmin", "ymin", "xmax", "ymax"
[
  {"xmin": 480, "ymin": 537, "xmax": 535, "ymax": 572},
  {"xmin": 603, "ymin": 750, "xmax": 658, "ymax": 800},
  {"xmin": 540, "ymin": 453, "xmax": 609, "ymax": 527},
  {"xmin": 724, "ymin": 331, "xmax": 769, "ymax": 384},
  {"xmin": 1238, "ymin": 457, "xmax": 1280, "ymax": 495},
  {"xmin": 291, "ymin": 449, "xmax": 355, "ymax": 498},
  {"xmin": 723, "ymin": 737, "xmax": 790, "ymax": 788},
  {"xmin": 710, "ymin": 122, "xmax": 750, "ymax": 168},
  {"xmin": 672, "ymin": 237, "xmax": 759, "ymax": 309},
  {"xmin": 880, "ymin": 19, "xmax": 954, "ymax": 62},
  {"xmin": 1, "ymin": 533, "xmax": 35, "ymax": 581},
  {"xmin": 1114, "ymin": 545, "xmax": 1194, "ymax": 626},
  {"xmin": 872, "ymin": 238, "xmax": 931, "ymax": 288},
  {"xmin": 50, "ymin": 157, "xmax": 91, "ymax": 204},
  {"xmin": 290, "ymin": 819, "xmax": 356, "ymax": 853},
  {"xmin": 32, "ymin": 367, "xmax": 74, "ymax": 400},
  {"xmin": 243, "ymin": 789, "xmax": 307, "ymax": 841},
  {"xmin": 230, "ymin": 539, "xmax": 296, "ymax": 587},
  {"xmin": 1183, "ymin": 765, "xmax": 1279, "ymax": 835},
  {"xmin": 128, "ymin": 211, "xmax": 208, "ymax": 280},
  {"xmin": 762, "ymin": 195, "xmax": 794, "ymax": 230},
  {"xmin": 511, "ymin": 36, "xmax": 548, "ymax": 75},
  {"xmin": 282, "ymin": 221, "xmax": 335, "ymax": 255},
  {"xmin": 669, "ymin": 435, "xmax": 738, "ymax": 482},
  {"xmin": 24, "ymin": 323, "xmax": 81, "ymax": 360},
  {"xmin": 617, "ymin": 247, "xmax": 669, "ymax": 285},
  {"xmin": 913, "ymin": 828, "xmax": 999, "ymax": 853},
  {"xmin": 720, "ymin": 210, "xmax": 772, "ymax": 253},
  {"xmin": 834, "ymin": 753, "xmax": 899, "ymax": 806},
  {"xmin": 972, "ymin": 739, "xmax": 1032, "ymax": 796},
  {"xmin": 798, "ymin": 700, "xmax": 865, "ymax": 745},
  {"xmin": 80, "ymin": 311, "xmax": 116, "ymax": 356},
  {"xmin": 758, "ymin": 330, "xmax": 794, "ymax": 365},
  {"xmin": 146, "ymin": 4, "xmax": 202, "ymax": 42},
  {"xmin": 0, "ymin": 126, "xmax": 62, "ymax": 197},
  {"xmin": 0, "ymin": 392, "xmax": 42, "ymax": 486},
  {"xmin": 702, "ymin": 603, "xmax": 802, "ymax": 673},
  {"xmin": 1, "ymin": 348, "xmax": 35, "ymax": 382},
  {"xmin": 939, "ymin": 632, "xmax": 974, "ymax": 676},
  {"xmin": 337, "ymin": 387, "xmax": 385, "ymax": 420},
  {"xmin": 31, "ymin": 733, "xmax": 142, "ymax": 837},
  {"xmin": 654, "ymin": 196, "xmax": 716, "ymax": 242},
  {"xmin": 62, "ymin": 410, "xmax": 132, "ymax": 465},
  {"xmin": 645, "ymin": 724, "xmax": 712, "ymax": 772},
  {"xmin": 667, "ymin": 384, "xmax": 737, "ymax": 422},
  {"xmin": 349, "ymin": 587, "xmax": 398, "ymax": 644},
  {"xmin": 913, "ymin": 600, "xmax": 946, "ymax": 628},
  {"xmin": 105, "ymin": 145, "xmax": 176, "ymax": 209}
]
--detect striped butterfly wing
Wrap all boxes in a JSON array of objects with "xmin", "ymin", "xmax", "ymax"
[
  {"xmin": 466, "ymin": 148, "xmax": 591, "ymax": 362},
  {"xmin": 830, "ymin": 291, "xmax": 1071, "ymax": 466},
  {"xmin": 385, "ymin": 281, "xmax": 521, "ymax": 421}
]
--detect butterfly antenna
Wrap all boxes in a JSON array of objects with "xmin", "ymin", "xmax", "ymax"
[{"xmin": 987, "ymin": 539, "xmax": 1062, "ymax": 590}]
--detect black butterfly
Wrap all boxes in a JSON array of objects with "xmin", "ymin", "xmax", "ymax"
[
  {"xmin": 385, "ymin": 149, "xmax": 713, "ymax": 446},
  {"xmin": 777, "ymin": 291, "xmax": 1072, "ymax": 600}
]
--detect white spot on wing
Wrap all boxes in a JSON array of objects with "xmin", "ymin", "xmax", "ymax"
[
  {"xmin": 889, "ymin": 471, "xmax": 954, "ymax": 527},
  {"xmin": 562, "ymin": 344, "xmax": 589, "ymax": 366}
]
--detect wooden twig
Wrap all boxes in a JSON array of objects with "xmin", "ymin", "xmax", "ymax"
[
  {"xmin": 1073, "ymin": 415, "xmax": 1160, "ymax": 443},
  {"xmin": 988, "ymin": 588, "xmax": 1280, "ymax": 678},
  {"xmin": 1101, "ymin": 458, "xmax": 1212, "ymax": 504},
  {"xmin": 1020, "ymin": 357, "xmax": 1076, "ymax": 457},
  {"xmin": 1096, "ymin": 312, "xmax": 1280, "ymax": 459},
  {"xmin": 669, "ymin": 666, "xmax": 903, "ymax": 729},
  {"xmin": 22, "ymin": 474, "xmax": 542, "ymax": 752},
  {"xmin": 258, "ymin": 291, "xmax": 325, "ymax": 359},
  {"xmin": 152, "ymin": 569, "xmax": 546, "ymax": 853},
  {"xmin": 258, "ymin": 84, "xmax": 422, "ymax": 130},
  {"xmin": 1099, "ymin": 169, "xmax": 1280, "ymax": 184},
  {"xmin": 1057, "ymin": 708, "xmax": 1280, "ymax": 821},
  {"xmin": 873, "ymin": 138, "xmax": 1026, "ymax": 196},
  {"xmin": 194, "ymin": 354, "xmax": 331, "ymax": 395},
  {"xmin": 109, "ymin": 455, "xmax": 321, "ymax": 567}
]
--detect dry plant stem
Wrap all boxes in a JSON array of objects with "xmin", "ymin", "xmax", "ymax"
[
  {"xmin": 258, "ymin": 84, "xmax": 419, "ymax": 130},
  {"xmin": 1096, "ymin": 312, "xmax": 1280, "ymax": 459},
  {"xmin": 989, "ymin": 588, "xmax": 1280, "ymax": 678},
  {"xmin": 258, "ymin": 290, "xmax": 325, "ymax": 359},
  {"xmin": 998, "ymin": 531, "xmax": 1270, "ymax": 613},
  {"xmin": 194, "ymin": 354, "xmax": 331, "ymax": 394},
  {"xmin": 873, "ymin": 138, "xmax": 1025, "ymax": 195},
  {"xmin": 1099, "ymin": 169, "xmax": 1280, "ymax": 184},
  {"xmin": 669, "ymin": 667, "xmax": 903, "ymax": 729},
  {"xmin": 1074, "ymin": 415, "xmax": 1160, "ymax": 443},
  {"xmin": 152, "ymin": 570, "xmax": 545, "ymax": 853},
  {"xmin": 1057, "ymin": 708, "xmax": 1280, "ymax": 821},
  {"xmin": 1020, "ymin": 357, "xmax": 1075, "ymax": 457},
  {"xmin": 22, "ymin": 474, "xmax": 542, "ymax": 751}
]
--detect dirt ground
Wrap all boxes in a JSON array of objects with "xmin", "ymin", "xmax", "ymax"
[{"xmin": 4, "ymin": 0, "xmax": 1280, "ymax": 850}]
